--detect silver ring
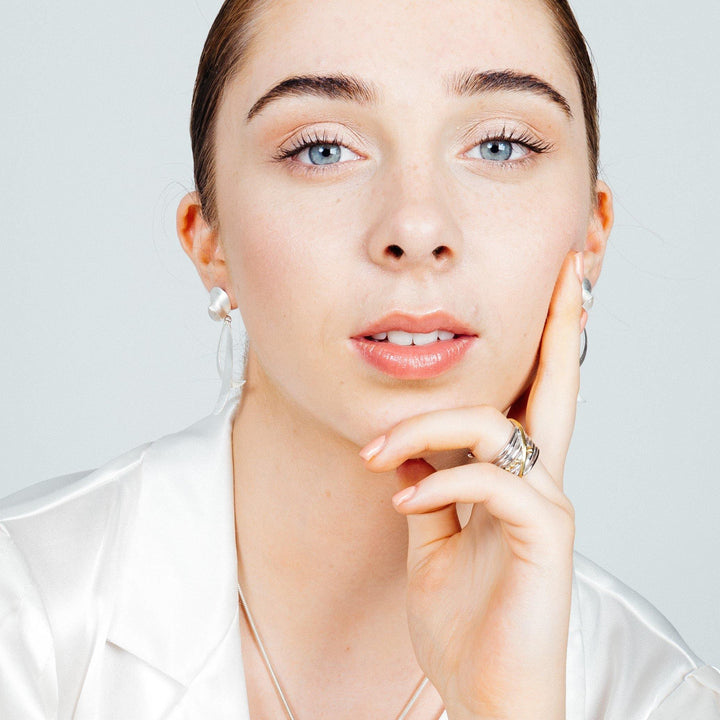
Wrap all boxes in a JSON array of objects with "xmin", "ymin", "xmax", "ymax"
[{"xmin": 491, "ymin": 419, "xmax": 540, "ymax": 478}]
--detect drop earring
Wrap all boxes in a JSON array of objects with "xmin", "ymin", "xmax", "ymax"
[
  {"xmin": 579, "ymin": 278, "xmax": 594, "ymax": 367},
  {"xmin": 208, "ymin": 287, "xmax": 244, "ymax": 413}
]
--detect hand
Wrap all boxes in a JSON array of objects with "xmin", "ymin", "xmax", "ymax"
[{"xmin": 359, "ymin": 252, "xmax": 584, "ymax": 720}]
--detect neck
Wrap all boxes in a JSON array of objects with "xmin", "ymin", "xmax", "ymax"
[{"xmin": 231, "ymin": 355, "xmax": 414, "ymax": 656}]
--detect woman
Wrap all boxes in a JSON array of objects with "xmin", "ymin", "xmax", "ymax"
[{"xmin": 1, "ymin": 0, "xmax": 718, "ymax": 718}]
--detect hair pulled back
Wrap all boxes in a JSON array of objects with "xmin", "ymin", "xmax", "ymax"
[{"xmin": 190, "ymin": 0, "xmax": 599, "ymax": 228}]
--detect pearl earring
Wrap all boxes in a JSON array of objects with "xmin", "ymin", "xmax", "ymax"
[{"xmin": 208, "ymin": 287, "xmax": 242, "ymax": 413}]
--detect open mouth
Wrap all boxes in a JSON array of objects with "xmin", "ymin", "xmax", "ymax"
[
  {"xmin": 352, "ymin": 333, "xmax": 476, "ymax": 379},
  {"xmin": 351, "ymin": 311, "xmax": 477, "ymax": 379}
]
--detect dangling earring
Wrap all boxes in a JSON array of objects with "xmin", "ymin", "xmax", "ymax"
[
  {"xmin": 208, "ymin": 287, "xmax": 243, "ymax": 414},
  {"xmin": 579, "ymin": 278, "xmax": 594, "ymax": 367}
]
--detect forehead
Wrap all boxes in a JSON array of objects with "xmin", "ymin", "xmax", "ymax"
[{"xmin": 233, "ymin": 0, "xmax": 580, "ymax": 113}]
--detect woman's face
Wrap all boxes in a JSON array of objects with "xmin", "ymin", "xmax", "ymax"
[{"xmin": 205, "ymin": 0, "xmax": 609, "ymax": 445}]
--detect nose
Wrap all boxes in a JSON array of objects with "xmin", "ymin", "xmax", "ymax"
[{"xmin": 365, "ymin": 166, "xmax": 463, "ymax": 272}]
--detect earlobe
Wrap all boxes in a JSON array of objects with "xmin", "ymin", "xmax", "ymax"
[
  {"xmin": 176, "ymin": 192, "xmax": 235, "ymax": 305},
  {"xmin": 583, "ymin": 180, "xmax": 614, "ymax": 286}
]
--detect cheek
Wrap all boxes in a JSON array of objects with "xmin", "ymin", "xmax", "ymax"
[
  {"xmin": 229, "ymin": 233, "xmax": 316, "ymax": 338},
  {"xmin": 218, "ymin": 192, "xmax": 346, "ymax": 375},
  {"xmin": 461, "ymin": 175, "xmax": 587, "ymax": 289},
  {"xmin": 462, "ymin": 179, "xmax": 587, "ymax": 368}
]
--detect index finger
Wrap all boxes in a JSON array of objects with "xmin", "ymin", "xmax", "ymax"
[
  {"xmin": 522, "ymin": 251, "xmax": 584, "ymax": 483},
  {"xmin": 359, "ymin": 405, "xmax": 568, "ymax": 507}
]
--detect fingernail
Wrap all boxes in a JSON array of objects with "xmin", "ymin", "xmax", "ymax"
[
  {"xmin": 574, "ymin": 252, "xmax": 584, "ymax": 284},
  {"xmin": 392, "ymin": 485, "xmax": 417, "ymax": 506},
  {"xmin": 359, "ymin": 435, "xmax": 387, "ymax": 461}
]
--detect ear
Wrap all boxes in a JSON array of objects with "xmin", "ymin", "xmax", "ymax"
[
  {"xmin": 176, "ymin": 192, "xmax": 237, "ymax": 307},
  {"xmin": 582, "ymin": 180, "xmax": 614, "ymax": 287}
]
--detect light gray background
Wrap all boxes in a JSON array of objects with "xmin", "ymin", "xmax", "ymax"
[{"xmin": 1, "ymin": 0, "xmax": 718, "ymax": 666}]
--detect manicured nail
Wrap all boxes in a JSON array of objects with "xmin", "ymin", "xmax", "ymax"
[
  {"xmin": 574, "ymin": 252, "xmax": 585, "ymax": 284},
  {"xmin": 392, "ymin": 485, "xmax": 417, "ymax": 506},
  {"xmin": 359, "ymin": 435, "xmax": 387, "ymax": 461}
]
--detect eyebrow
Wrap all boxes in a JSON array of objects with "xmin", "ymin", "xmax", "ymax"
[{"xmin": 245, "ymin": 68, "xmax": 573, "ymax": 122}]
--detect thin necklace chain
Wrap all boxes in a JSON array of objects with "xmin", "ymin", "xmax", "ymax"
[{"xmin": 237, "ymin": 581, "xmax": 430, "ymax": 720}]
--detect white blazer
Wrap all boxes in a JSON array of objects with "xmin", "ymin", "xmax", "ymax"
[{"xmin": 1, "ymin": 394, "xmax": 719, "ymax": 719}]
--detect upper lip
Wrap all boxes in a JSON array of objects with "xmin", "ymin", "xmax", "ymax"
[{"xmin": 353, "ymin": 311, "xmax": 477, "ymax": 338}]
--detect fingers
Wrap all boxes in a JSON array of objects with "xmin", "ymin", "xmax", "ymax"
[
  {"xmin": 361, "ymin": 405, "xmax": 515, "ymax": 468},
  {"xmin": 393, "ymin": 462, "xmax": 570, "ymax": 531},
  {"xmin": 358, "ymin": 359, "xmax": 579, "ymax": 567},
  {"xmin": 393, "ymin": 462, "xmax": 574, "ymax": 569},
  {"xmin": 360, "ymin": 405, "xmax": 567, "ymax": 507},
  {"xmin": 522, "ymin": 251, "xmax": 584, "ymax": 483}
]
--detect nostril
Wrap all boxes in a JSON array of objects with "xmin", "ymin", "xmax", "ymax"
[
  {"xmin": 386, "ymin": 244, "xmax": 404, "ymax": 259},
  {"xmin": 432, "ymin": 245, "xmax": 450, "ymax": 258}
]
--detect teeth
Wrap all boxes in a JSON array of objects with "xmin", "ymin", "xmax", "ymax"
[
  {"xmin": 386, "ymin": 330, "xmax": 414, "ymax": 346},
  {"xmin": 412, "ymin": 331, "xmax": 439, "ymax": 346},
  {"xmin": 371, "ymin": 330, "xmax": 457, "ymax": 346}
]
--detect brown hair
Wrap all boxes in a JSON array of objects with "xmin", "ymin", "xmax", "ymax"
[{"xmin": 190, "ymin": 0, "xmax": 599, "ymax": 228}]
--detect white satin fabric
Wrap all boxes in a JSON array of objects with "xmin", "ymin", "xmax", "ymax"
[{"xmin": 1, "ymin": 393, "xmax": 719, "ymax": 719}]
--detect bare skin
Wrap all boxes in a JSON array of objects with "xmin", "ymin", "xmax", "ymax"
[{"xmin": 177, "ymin": 0, "xmax": 614, "ymax": 716}]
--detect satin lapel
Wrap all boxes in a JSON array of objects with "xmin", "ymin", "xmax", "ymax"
[{"xmin": 104, "ymin": 394, "xmax": 243, "ymax": 696}]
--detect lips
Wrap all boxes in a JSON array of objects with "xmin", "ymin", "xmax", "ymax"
[{"xmin": 350, "ymin": 311, "xmax": 477, "ymax": 379}]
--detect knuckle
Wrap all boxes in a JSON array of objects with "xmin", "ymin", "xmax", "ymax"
[{"xmin": 473, "ymin": 404, "xmax": 502, "ymax": 424}]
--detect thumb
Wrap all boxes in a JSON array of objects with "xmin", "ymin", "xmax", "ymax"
[{"xmin": 395, "ymin": 460, "xmax": 462, "ymax": 571}]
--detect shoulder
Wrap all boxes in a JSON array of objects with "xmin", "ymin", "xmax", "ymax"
[
  {"xmin": 0, "ymin": 443, "xmax": 152, "ymax": 715},
  {"xmin": 0, "ymin": 396, "xmax": 238, "ymax": 545},
  {"xmin": 0, "ymin": 440, "xmax": 151, "ymax": 580},
  {"xmin": 571, "ymin": 550, "xmax": 720, "ymax": 718}
]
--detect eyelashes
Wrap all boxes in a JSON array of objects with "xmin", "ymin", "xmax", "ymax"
[
  {"xmin": 480, "ymin": 127, "xmax": 554, "ymax": 156},
  {"xmin": 272, "ymin": 125, "xmax": 555, "ymax": 174},
  {"xmin": 272, "ymin": 128, "xmax": 350, "ymax": 162}
]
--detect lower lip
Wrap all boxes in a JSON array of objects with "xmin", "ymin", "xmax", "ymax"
[{"xmin": 350, "ymin": 336, "xmax": 476, "ymax": 379}]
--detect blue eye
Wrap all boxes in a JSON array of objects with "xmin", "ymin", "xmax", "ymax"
[
  {"xmin": 479, "ymin": 140, "xmax": 513, "ymax": 162},
  {"xmin": 466, "ymin": 139, "xmax": 531, "ymax": 163},
  {"xmin": 299, "ymin": 142, "xmax": 359, "ymax": 166},
  {"xmin": 307, "ymin": 144, "xmax": 343, "ymax": 165}
]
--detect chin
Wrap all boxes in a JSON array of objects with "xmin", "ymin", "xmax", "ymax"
[{"xmin": 329, "ymin": 377, "xmax": 516, "ymax": 447}]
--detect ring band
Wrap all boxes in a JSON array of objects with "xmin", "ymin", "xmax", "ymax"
[{"xmin": 491, "ymin": 419, "xmax": 540, "ymax": 477}]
